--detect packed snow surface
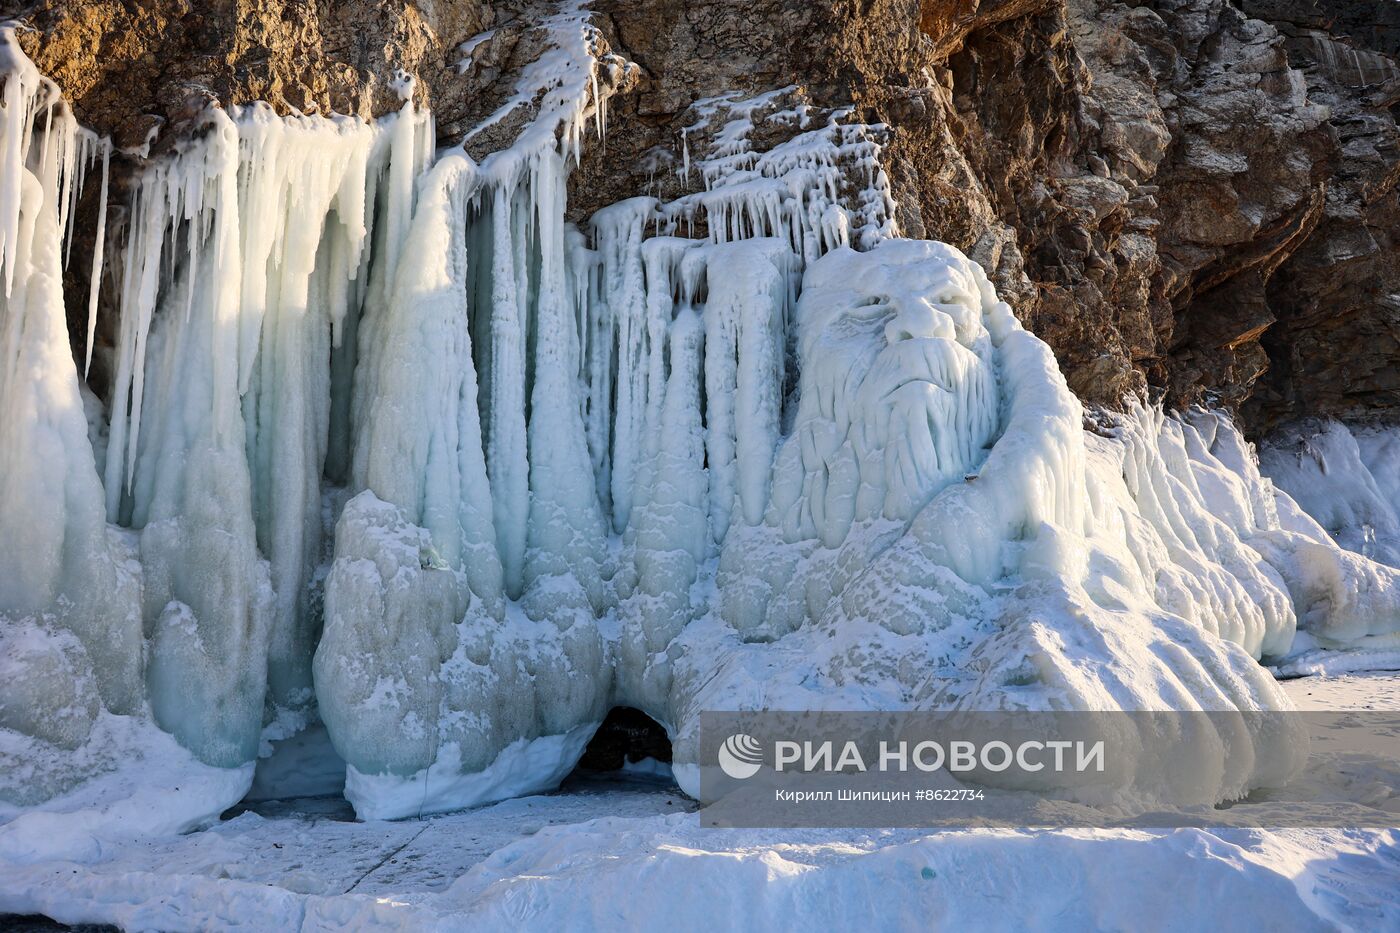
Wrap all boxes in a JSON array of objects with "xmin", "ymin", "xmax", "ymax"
[
  {"xmin": 2, "ymin": 751, "xmax": 1399, "ymax": 931},
  {"xmin": 3, "ymin": 0, "xmax": 1400, "ymax": 891}
]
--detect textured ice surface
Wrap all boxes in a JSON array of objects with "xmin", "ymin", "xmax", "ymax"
[
  {"xmin": 0, "ymin": 27, "xmax": 144, "ymax": 806},
  {"xmin": 5, "ymin": 5, "xmax": 1400, "ymax": 845},
  {"xmin": 1258, "ymin": 420, "xmax": 1400, "ymax": 672},
  {"xmin": 1261, "ymin": 421, "xmax": 1400, "ymax": 564},
  {"xmin": 6, "ymin": 670, "xmax": 1400, "ymax": 930}
]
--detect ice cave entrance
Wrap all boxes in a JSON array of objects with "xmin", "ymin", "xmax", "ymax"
[{"xmin": 569, "ymin": 709, "xmax": 673, "ymax": 780}]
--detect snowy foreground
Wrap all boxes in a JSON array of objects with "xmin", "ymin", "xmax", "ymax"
[
  {"xmin": 5, "ymin": 4, "xmax": 1400, "ymax": 929},
  {"xmin": 1, "ymin": 677, "xmax": 1398, "ymax": 931}
]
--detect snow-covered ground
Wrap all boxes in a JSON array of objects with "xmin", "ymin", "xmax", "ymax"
[
  {"xmin": 1281, "ymin": 671, "xmax": 1400, "ymax": 711},
  {"xmin": 2, "ymin": 675, "xmax": 1398, "ymax": 931},
  {"xmin": 2, "ymin": 798, "xmax": 1397, "ymax": 931}
]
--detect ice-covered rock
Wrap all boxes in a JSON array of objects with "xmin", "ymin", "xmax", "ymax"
[
  {"xmin": 7, "ymin": 9, "xmax": 1400, "ymax": 837},
  {"xmin": 656, "ymin": 246, "xmax": 1310, "ymax": 808},
  {"xmin": 1261, "ymin": 420, "xmax": 1400, "ymax": 567}
]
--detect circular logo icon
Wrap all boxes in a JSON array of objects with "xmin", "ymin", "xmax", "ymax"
[{"xmin": 718, "ymin": 733, "xmax": 764, "ymax": 779}]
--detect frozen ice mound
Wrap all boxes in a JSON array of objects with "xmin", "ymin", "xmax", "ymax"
[
  {"xmin": 318, "ymin": 231, "xmax": 1328, "ymax": 814},
  {"xmin": 656, "ymin": 247, "xmax": 1313, "ymax": 808},
  {"xmin": 1257, "ymin": 419, "xmax": 1400, "ymax": 671}
]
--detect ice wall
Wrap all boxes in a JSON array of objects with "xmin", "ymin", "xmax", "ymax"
[
  {"xmin": 0, "ymin": 29, "xmax": 143, "ymax": 804},
  {"xmin": 1261, "ymin": 421, "xmax": 1400, "ymax": 566},
  {"xmin": 95, "ymin": 96, "xmax": 435, "ymax": 768},
  {"xmin": 0, "ymin": 23, "xmax": 437, "ymax": 830},
  {"xmin": 314, "ymin": 62, "xmax": 912, "ymax": 816},
  {"xmin": 658, "ymin": 249, "xmax": 1315, "ymax": 808},
  {"xmin": 0, "ymin": 32, "xmax": 264, "ymax": 852}
]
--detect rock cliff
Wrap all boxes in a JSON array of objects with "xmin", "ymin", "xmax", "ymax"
[{"xmin": 11, "ymin": 0, "xmax": 1400, "ymax": 430}]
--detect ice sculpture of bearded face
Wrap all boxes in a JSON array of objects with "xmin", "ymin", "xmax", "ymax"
[{"xmin": 769, "ymin": 240, "xmax": 1003, "ymax": 549}]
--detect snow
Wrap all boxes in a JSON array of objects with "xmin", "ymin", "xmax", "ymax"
[
  {"xmin": 1, "ymin": 777, "xmax": 1397, "ymax": 930},
  {"xmin": 1281, "ymin": 671, "xmax": 1400, "ymax": 710},
  {"xmin": 0, "ymin": 713, "xmax": 251, "ymax": 865},
  {"xmin": 455, "ymin": 30, "xmax": 499, "ymax": 75}
]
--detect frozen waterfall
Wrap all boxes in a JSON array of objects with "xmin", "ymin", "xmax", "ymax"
[{"xmin": 4, "ymin": 9, "xmax": 1400, "ymax": 849}]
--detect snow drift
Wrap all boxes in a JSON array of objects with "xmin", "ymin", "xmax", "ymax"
[{"xmin": 3, "ymin": 6, "xmax": 1400, "ymax": 847}]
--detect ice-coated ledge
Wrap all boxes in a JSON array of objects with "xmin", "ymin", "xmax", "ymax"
[{"xmin": 345, "ymin": 726, "xmax": 597, "ymax": 821}]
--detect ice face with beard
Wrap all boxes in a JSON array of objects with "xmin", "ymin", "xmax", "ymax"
[
  {"xmin": 714, "ymin": 240, "xmax": 1022, "ymax": 642},
  {"xmin": 769, "ymin": 240, "xmax": 1006, "ymax": 549}
]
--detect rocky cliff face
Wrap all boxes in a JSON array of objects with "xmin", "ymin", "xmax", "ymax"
[
  {"xmin": 1239, "ymin": 0, "xmax": 1400, "ymax": 428},
  {"xmin": 12, "ymin": 0, "xmax": 1400, "ymax": 432}
]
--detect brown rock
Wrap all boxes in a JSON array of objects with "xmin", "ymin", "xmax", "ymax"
[{"xmin": 10, "ymin": 0, "xmax": 1400, "ymax": 427}]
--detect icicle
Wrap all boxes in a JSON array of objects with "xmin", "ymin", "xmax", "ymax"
[
  {"xmin": 485, "ymin": 182, "xmax": 530, "ymax": 597},
  {"xmin": 591, "ymin": 67, "xmax": 603, "ymax": 140},
  {"xmin": 592, "ymin": 197, "xmax": 657, "ymax": 532},
  {"xmin": 105, "ymin": 143, "xmax": 180, "ymax": 516},
  {"xmin": 238, "ymin": 109, "xmax": 380, "ymax": 717},
  {"xmin": 522, "ymin": 145, "xmax": 609, "ymax": 608},
  {"xmin": 0, "ymin": 27, "xmax": 41, "ymax": 298},
  {"xmin": 0, "ymin": 29, "xmax": 145, "ymax": 727},
  {"xmin": 727, "ymin": 245, "xmax": 786, "ymax": 527}
]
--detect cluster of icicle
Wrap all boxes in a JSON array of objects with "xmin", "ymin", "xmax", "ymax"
[
  {"xmin": 669, "ymin": 86, "xmax": 898, "ymax": 252},
  {"xmin": 0, "ymin": 25, "xmax": 146, "ymax": 801},
  {"xmin": 4, "ymin": 0, "xmax": 1400, "ymax": 836},
  {"xmin": 0, "ymin": 17, "xmax": 437, "ymax": 811}
]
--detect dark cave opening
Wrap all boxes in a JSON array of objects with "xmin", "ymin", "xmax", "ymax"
[{"xmin": 571, "ymin": 707, "xmax": 673, "ymax": 775}]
